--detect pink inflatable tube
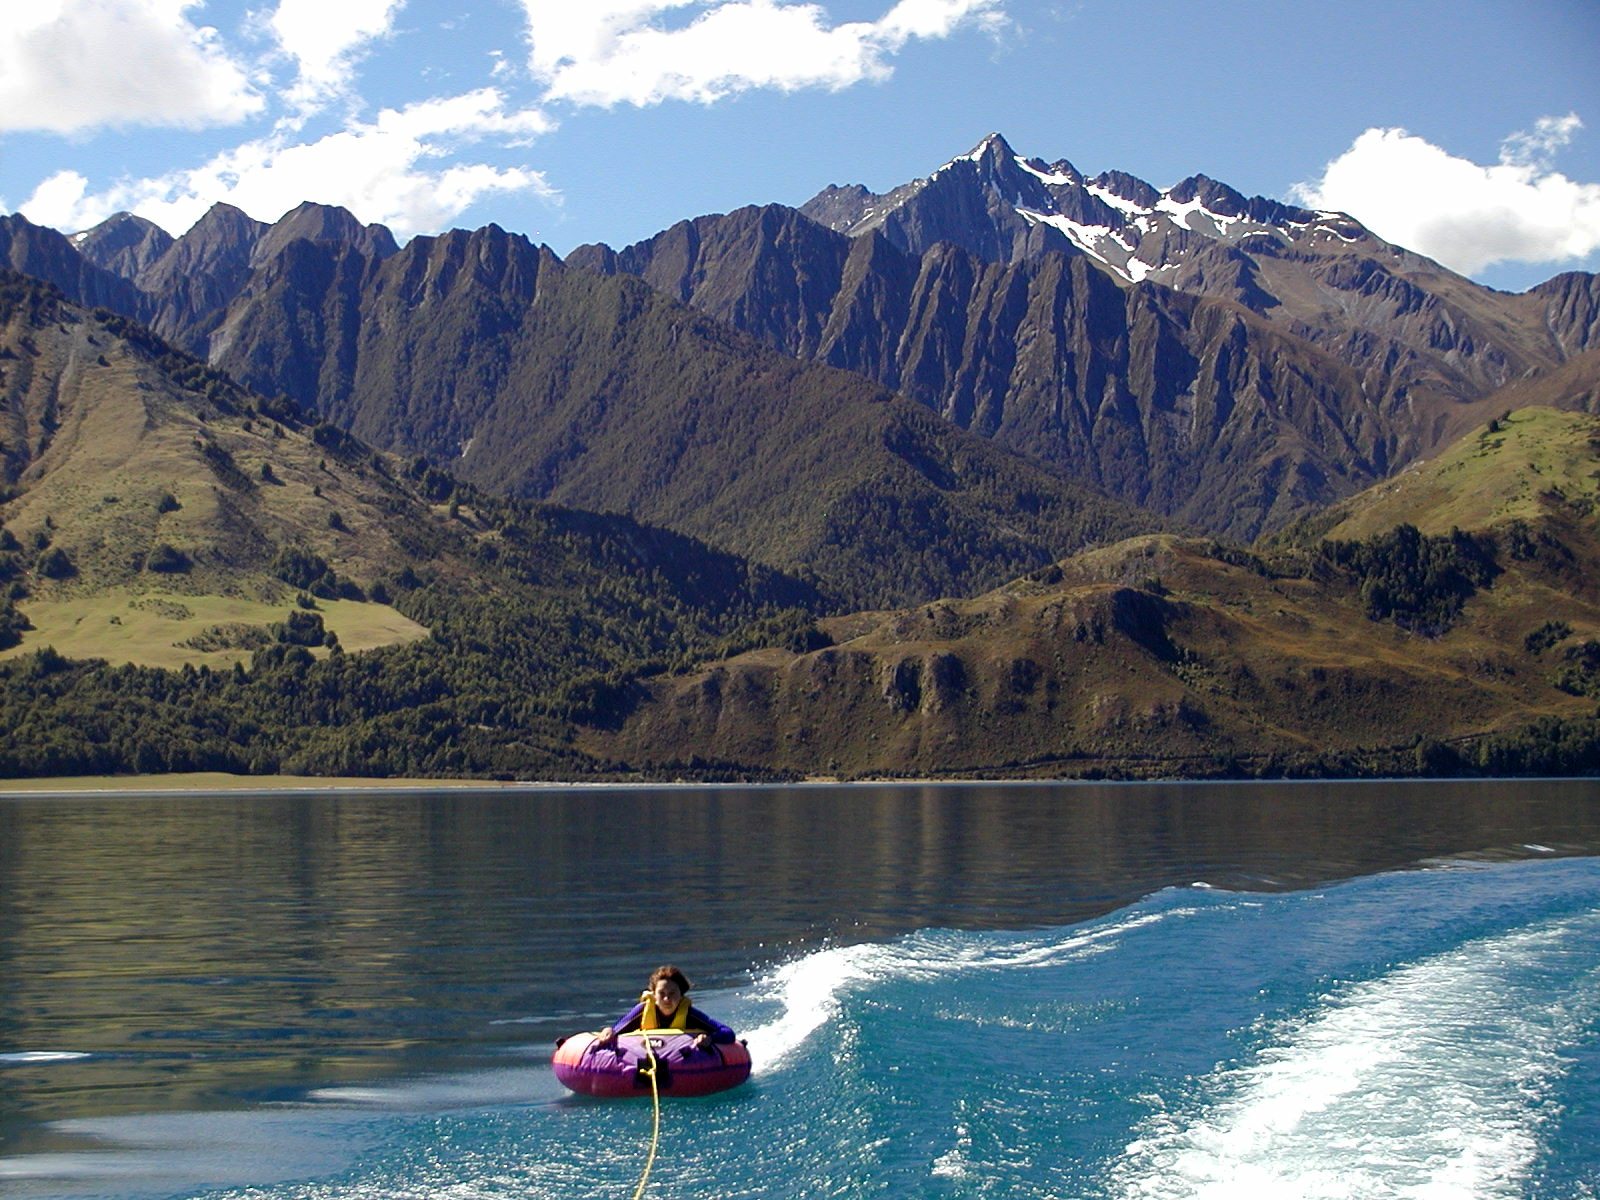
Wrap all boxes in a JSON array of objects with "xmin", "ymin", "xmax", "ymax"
[{"xmin": 552, "ymin": 1030, "xmax": 752, "ymax": 1098}]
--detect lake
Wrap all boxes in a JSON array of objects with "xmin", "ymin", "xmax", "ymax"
[{"xmin": 1, "ymin": 779, "xmax": 1598, "ymax": 1198}]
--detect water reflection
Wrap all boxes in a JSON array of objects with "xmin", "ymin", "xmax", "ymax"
[{"xmin": 1, "ymin": 779, "xmax": 1598, "ymax": 1141}]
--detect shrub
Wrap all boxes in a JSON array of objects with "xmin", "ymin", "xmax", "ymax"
[
  {"xmin": 271, "ymin": 546, "xmax": 337, "ymax": 596},
  {"xmin": 1525, "ymin": 620, "xmax": 1572, "ymax": 656},
  {"xmin": 36, "ymin": 546, "xmax": 74, "ymax": 579},
  {"xmin": 145, "ymin": 543, "xmax": 190, "ymax": 573},
  {"xmin": 0, "ymin": 600, "xmax": 31, "ymax": 650},
  {"xmin": 276, "ymin": 610, "xmax": 328, "ymax": 647}
]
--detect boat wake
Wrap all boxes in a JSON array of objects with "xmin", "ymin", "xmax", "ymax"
[
  {"xmin": 8, "ymin": 860, "xmax": 1600, "ymax": 1200},
  {"xmin": 1104, "ymin": 906, "xmax": 1600, "ymax": 1199},
  {"xmin": 738, "ymin": 906, "xmax": 1188, "ymax": 1072}
]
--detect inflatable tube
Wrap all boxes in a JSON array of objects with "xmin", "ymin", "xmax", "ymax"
[{"xmin": 552, "ymin": 1030, "xmax": 751, "ymax": 1098}]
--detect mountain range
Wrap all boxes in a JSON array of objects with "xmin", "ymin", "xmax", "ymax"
[
  {"xmin": 575, "ymin": 133, "xmax": 1600, "ymax": 535},
  {"xmin": 4, "ymin": 190, "xmax": 1156, "ymax": 610},
  {"xmin": 3, "ymin": 133, "xmax": 1600, "ymax": 780},
  {"xmin": 9, "ymin": 133, "xmax": 1599, "ymax": 556},
  {"xmin": 3, "ymin": 132, "xmax": 1600, "ymax": 544}
]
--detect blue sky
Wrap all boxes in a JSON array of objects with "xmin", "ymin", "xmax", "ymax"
[{"xmin": 2, "ymin": 0, "xmax": 1597, "ymax": 292}]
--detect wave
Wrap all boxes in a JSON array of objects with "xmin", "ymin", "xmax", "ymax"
[
  {"xmin": 0, "ymin": 1051, "xmax": 91, "ymax": 1065},
  {"xmin": 738, "ymin": 905, "xmax": 1192, "ymax": 1072},
  {"xmin": 1104, "ymin": 904, "xmax": 1600, "ymax": 1199},
  {"xmin": 14, "ymin": 860, "xmax": 1599, "ymax": 1200}
]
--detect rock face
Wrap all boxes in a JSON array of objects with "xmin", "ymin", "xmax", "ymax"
[
  {"xmin": 1532, "ymin": 272, "xmax": 1600, "ymax": 356},
  {"xmin": 134, "ymin": 203, "xmax": 271, "ymax": 356},
  {"xmin": 571, "ymin": 205, "xmax": 1390, "ymax": 537},
  {"xmin": 0, "ymin": 214, "xmax": 145, "ymax": 316},
  {"xmin": 72, "ymin": 212, "xmax": 174, "ymax": 279},
  {"xmin": 12, "ymin": 133, "xmax": 1600, "ymax": 560},
  {"xmin": 49, "ymin": 213, "xmax": 1146, "ymax": 608},
  {"xmin": 571, "ymin": 134, "xmax": 1600, "ymax": 537}
]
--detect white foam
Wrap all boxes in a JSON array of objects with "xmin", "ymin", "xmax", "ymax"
[
  {"xmin": 1106, "ymin": 907, "xmax": 1600, "ymax": 1199},
  {"xmin": 739, "ymin": 942, "xmax": 887, "ymax": 1071},
  {"xmin": 0, "ymin": 1051, "xmax": 91, "ymax": 1065},
  {"xmin": 305, "ymin": 1066, "xmax": 557, "ymax": 1109},
  {"xmin": 930, "ymin": 1104, "xmax": 975, "ymax": 1178},
  {"xmin": 306, "ymin": 1086, "xmax": 394, "ymax": 1104},
  {"xmin": 0, "ymin": 1153, "xmax": 129, "ymax": 1181},
  {"xmin": 740, "ymin": 908, "xmax": 1187, "ymax": 1072}
]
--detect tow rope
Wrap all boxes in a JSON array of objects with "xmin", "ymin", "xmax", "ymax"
[{"xmin": 629, "ymin": 1035, "xmax": 664, "ymax": 1200}]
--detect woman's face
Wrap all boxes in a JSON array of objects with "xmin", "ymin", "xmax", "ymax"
[{"xmin": 651, "ymin": 978, "xmax": 684, "ymax": 1015}]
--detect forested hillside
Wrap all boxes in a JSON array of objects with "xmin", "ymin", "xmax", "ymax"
[{"xmin": 0, "ymin": 271, "xmax": 822, "ymax": 778}]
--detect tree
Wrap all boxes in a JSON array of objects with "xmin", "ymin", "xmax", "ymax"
[
  {"xmin": 276, "ymin": 610, "xmax": 328, "ymax": 647},
  {"xmin": 0, "ymin": 600, "xmax": 30, "ymax": 650}
]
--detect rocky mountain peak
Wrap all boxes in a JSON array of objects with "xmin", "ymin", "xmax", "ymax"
[
  {"xmin": 960, "ymin": 130, "xmax": 1016, "ymax": 166},
  {"xmin": 251, "ymin": 201, "xmax": 399, "ymax": 269},
  {"xmin": 176, "ymin": 202, "xmax": 268, "ymax": 254},
  {"xmin": 72, "ymin": 212, "xmax": 174, "ymax": 278},
  {"xmin": 0, "ymin": 211, "xmax": 144, "ymax": 313},
  {"xmin": 938, "ymin": 132, "xmax": 1067, "ymax": 204},
  {"xmin": 1090, "ymin": 170, "xmax": 1161, "ymax": 211},
  {"xmin": 1167, "ymin": 174, "xmax": 1247, "ymax": 217},
  {"xmin": 799, "ymin": 134, "xmax": 1403, "ymax": 291},
  {"xmin": 138, "ymin": 203, "xmax": 268, "ymax": 289}
]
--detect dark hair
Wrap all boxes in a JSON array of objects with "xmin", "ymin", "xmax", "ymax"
[{"xmin": 648, "ymin": 965, "xmax": 692, "ymax": 993}]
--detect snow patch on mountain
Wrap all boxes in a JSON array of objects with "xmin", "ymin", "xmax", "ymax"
[
  {"xmin": 1018, "ymin": 158, "xmax": 1079, "ymax": 188},
  {"xmin": 1085, "ymin": 183, "xmax": 1149, "ymax": 219},
  {"xmin": 867, "ymin": 136, "xmax": 1372, "ymax": 283}
]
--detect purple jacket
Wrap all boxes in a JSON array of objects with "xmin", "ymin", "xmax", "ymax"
[{"xmin": 610, "ymin": 1001, "xmax": 737, "ymax": 1044}]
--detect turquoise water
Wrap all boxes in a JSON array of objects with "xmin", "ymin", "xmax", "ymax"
[{"xmin": 2, "ymin": 782, "xmax": 1599, "ymax": 1198}]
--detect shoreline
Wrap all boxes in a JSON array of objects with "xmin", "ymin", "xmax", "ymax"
[
  {"xmin": 0, "ymin": 772, "xmax": 546, "ymax": 797},
  {"xmin": 0, "ymin": 771, "xmax": 1588, "ymax": 799},
  {"xmin": 0, "ymin": 771, "xmax": 861, "ymax": 797}
]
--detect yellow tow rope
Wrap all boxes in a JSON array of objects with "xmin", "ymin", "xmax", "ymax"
[{"xmin": 629, "ymin": 1034, "xmax": 664, "ymax": 1200}]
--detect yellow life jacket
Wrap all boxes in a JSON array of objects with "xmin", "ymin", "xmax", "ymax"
[{"xmin": 638, "ymin": 991, "xmax": 690, "ymax": 1031}]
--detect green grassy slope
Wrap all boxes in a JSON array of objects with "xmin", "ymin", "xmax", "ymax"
[
  {"xmin": 1, "ymin": 593, "xmax": 426, "ymax": 670},
  {"xmin": 1319, "ymin": 406, "xmax": 1600, "ymax": 541},
  {"xmin": 592, "ymin": 410, "xmax": 1600, "ymax": 779}
]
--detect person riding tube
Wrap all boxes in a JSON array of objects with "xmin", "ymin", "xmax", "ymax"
[{"xmin": 594, "ymin": 965, "xmax": 736, "ymax": 1052}]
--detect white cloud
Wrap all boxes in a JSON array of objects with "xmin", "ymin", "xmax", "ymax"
[
  {"xmin": 0, "ymin": 0, "xmax": 262, "ymax": 135},
  {"xmin": 7, "ymin": 0, "xmax": 1006, "ymax": 246},
  {"xmin": 20, "ymin": 89, "xmax": 555, "ymax": 239},
  {"xmin": 1292, "ymin": 115, "xmax": 1600, "ymax": 276},
  {"xmin": 1499, "ymin": 113, "xmax": 1583, "ymax": 171},
  {"xmin": 269, "ymin": 0, "xmax": 405, "ymax": 115},
  {"xmin": 520, "ymin": 0, "xmax": 1005, "ymax": 107}
]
